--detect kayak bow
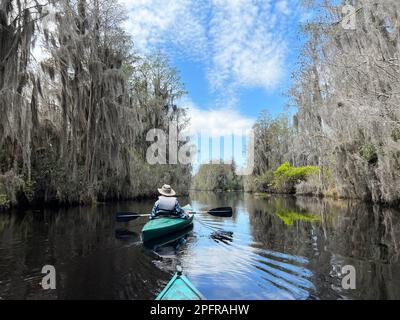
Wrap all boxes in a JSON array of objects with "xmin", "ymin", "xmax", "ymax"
[{"xmin": 156, "ymin": 270, "xmax": 204, "ymax": 300}]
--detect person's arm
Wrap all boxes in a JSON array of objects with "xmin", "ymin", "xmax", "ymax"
[
  {"xmin": 175, "ymin": 201, "xmax": 187, "ymax": 219},
  {"xmin": 150, "ymin": 201, "xmax": 159, "ymax": 219}
]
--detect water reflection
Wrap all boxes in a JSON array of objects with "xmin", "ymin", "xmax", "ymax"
[
  {"xmin": 244, "ymin": 194, "xmax": 400, "ymax": 299},
  {"xmin": 179, "ymin": 194, "xmax": 315, "ymax": 300},
  {"xmin": 0, "ymin": 204, "xmax": 169, "ymax": 299},
  {"xmin": 1, "ymin": 192, "xmax": 400, "ymax": 299},
  {"xmin": 143, "ymin": 226, "xmax": 193, "ymax": 253},
  {"xmin": 115, "ymin": 228, "xmax": 138, "ymax": 241}
]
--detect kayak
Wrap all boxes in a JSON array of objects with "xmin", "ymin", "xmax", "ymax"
[
  {"xmin": 142, "ymin": 205, "xmax": 194, "ymax": 242},
  {"xmin": 142, "ymin": 214, "xmax": 194, "ymax": 242},
  {"xmin": 156, "ymin": 271, "xmax": 204, "ymax": 300},
  {"xmin": 156, "ymin": 272, "xmax": 204, "ymax": 300},
  {"xmin": 143, "ymin": 225, "xmax": 193, "ymax": 250}
]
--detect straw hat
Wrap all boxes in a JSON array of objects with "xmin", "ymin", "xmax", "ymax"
[{"xmin": 157, "ymin": 184, "xmax": 176, "ymax": 197}]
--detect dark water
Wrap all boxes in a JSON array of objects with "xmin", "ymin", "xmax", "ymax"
[{"xmin": 1, "ymin": 192, "xmax": 400, "ymax": 300}]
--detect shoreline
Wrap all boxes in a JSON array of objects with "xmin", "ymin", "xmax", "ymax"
[
  {"xmin": 2, "ymin": 189, "xmax": 399, "ymax": 214},
  {"xmin": 252, "ymin": 191, "xmax": 400, "ymax": 208}
]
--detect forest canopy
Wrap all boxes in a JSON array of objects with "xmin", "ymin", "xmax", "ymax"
[
  {"xmin": 248, "ymin": 0, "xmax": 400, "ymax": 204},
  {"xmin": 192, "ymin": 162, "xmax": 242, "ymax": 192},
  {"xmin": 0, "ymin": 0, "xmax": 191, "ymax": 210}
]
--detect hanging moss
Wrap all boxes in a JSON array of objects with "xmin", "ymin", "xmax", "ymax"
[
  {"xmin": 391, "ymin": 128, "xmax": 400, "ymax": 142},
  {"xmin": 0, "ymin": 193, "xmax": 10, "ymax": 211},
  {"xmin": 192, "ymin": 162, "xmax": 243, "ymax": 191},
  {"xmin": 0, "ymin": 1, "xmax": 191, "ymax": 210}
]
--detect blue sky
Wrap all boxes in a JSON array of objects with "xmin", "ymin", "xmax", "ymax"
[{"xmin": 120, "ymin": 0, "xmax": 311, "ymax": 168}]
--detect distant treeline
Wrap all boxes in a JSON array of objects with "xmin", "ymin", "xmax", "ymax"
[
  {"xmin": 191, "ymin": 162, "xmax": 242, "ymax": 192},
  {"xmin": 0, "ymin": 1, "xmax": 191, "ymax": 210},
  {"xmin": 247, "ymin": 1, "xmax": 400, "ymax": 204}
]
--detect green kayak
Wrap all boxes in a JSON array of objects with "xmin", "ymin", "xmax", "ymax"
[
  {"xmin": 156, "ymin": 271, "xmax": 204, "ymax": 300},
  {"xmin": 144, "ymin": 225, "xmax": 193, "ymax": 250},
  {"xmin": 142, "ymin": 205, "xmax": 194, "ymax": 242}
]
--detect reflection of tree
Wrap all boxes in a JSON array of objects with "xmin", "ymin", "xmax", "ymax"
[
  {"xmin": 246, "ymin": 195, "xmax": 316, "ymax": 258},
  {"xmin": 296, "ymin": 197, "xmax": 400, "ymax": 265},
  {"xmin": 189, "ymin": 191, "xmax": 243, "ymax": 223},
  {"xmin": 0, "ymin": 203, "xmax": 170, "ymax": 299},
  {"xmin": 2, "ymin": 193, "xmax": 400, "ymax": 299},
  {"xmin": 245, "ymin": 194, "xmax": 400, "ymax": 299},
  {"xmin": 189, "ymin": 190, "xmax": 243, "ymax": 208},
  {"xmin": 268, "ymin": 197, "xmax": 321, "ymax": 226}
]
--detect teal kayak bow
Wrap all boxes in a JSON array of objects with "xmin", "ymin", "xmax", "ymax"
[{"xmin": 156, "ymin": 267, "xmax": 204, "ymax": 300}]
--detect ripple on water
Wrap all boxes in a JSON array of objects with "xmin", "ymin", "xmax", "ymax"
[{"xmin": 177, "ymin": 213, "xmax": 316, "ymax": 300}]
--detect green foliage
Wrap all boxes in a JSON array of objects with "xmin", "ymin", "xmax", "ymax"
[
  {"xmin": 192, "ymin": 162, "xmax": 242, "ymax": 191},
  {"xmin": 253, "ymin": 111, "xmax": 292, "ymax": 174},
  {"xmin": 255, "ymin": 170, "xmax": 274, "ymax": 191},
  {"xmin": 359, "ymin": 144, "xmax": 378, "ymax": 165},
  {"xmin": 273, "ymin": 161, "xmax": 320, "ymax": 193}
]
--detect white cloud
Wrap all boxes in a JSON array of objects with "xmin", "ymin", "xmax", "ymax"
[
  {"xmin": 180, "ymin": 98, "xmax": 254, "ymax": 171},
  {"xmin": 207, "ymin": 0, "xmax": 285, "ymax": 92},
  {"xmin": 276, "ymin": 0, "xmax": 291, "ymax": 15},
  {"xmin": 181, "ymin": 98, "xmax": 254, "ymax": 137},
  {"xmin": 120, "ymin": 0, "xmax": 300, "ymax": 105},
  {"xmin": 121, "ymin": 0, "xmax": 208, "ymax": 58}
]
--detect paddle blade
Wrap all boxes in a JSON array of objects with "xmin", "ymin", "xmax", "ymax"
[
  {"xmin": 116, "ymin": 212, "xmax": 141, "ymax": 222},
  {"xmin": 207, "ymin": 207, "xmax": 233, "ymax": 217}
]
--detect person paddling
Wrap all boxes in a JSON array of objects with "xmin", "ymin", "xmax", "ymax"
[{"xmin": 150, "ymin": 184, "xmax": 188, "ymax": 220}]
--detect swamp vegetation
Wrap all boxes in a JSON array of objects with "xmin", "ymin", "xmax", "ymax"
[
  {"xmin": 1, "ymin": 1, "xmax": 400, "ymax": 301},
  {"xmin": 1, "ymin": 0, "xmax": 400, "ymax": 210},
  {"xmin": 245, "ymin": 1, "xmax": 400, "ymax": 205},
  {"xmin": 0, "ymin": 0, "xmax": 191, "ymax": 210}
]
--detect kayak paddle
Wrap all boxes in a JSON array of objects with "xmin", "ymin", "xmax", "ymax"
[
  {"xmin": 116, "ymin": 212, "xmax": 150, "ymax": 222},
  {"xmin": 116, "ymin": 206, "xmax": 233, "ymax": 222},
  {"xmin": 205, "ymin": 207, "xmax": 233, "ymax": 217}
]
